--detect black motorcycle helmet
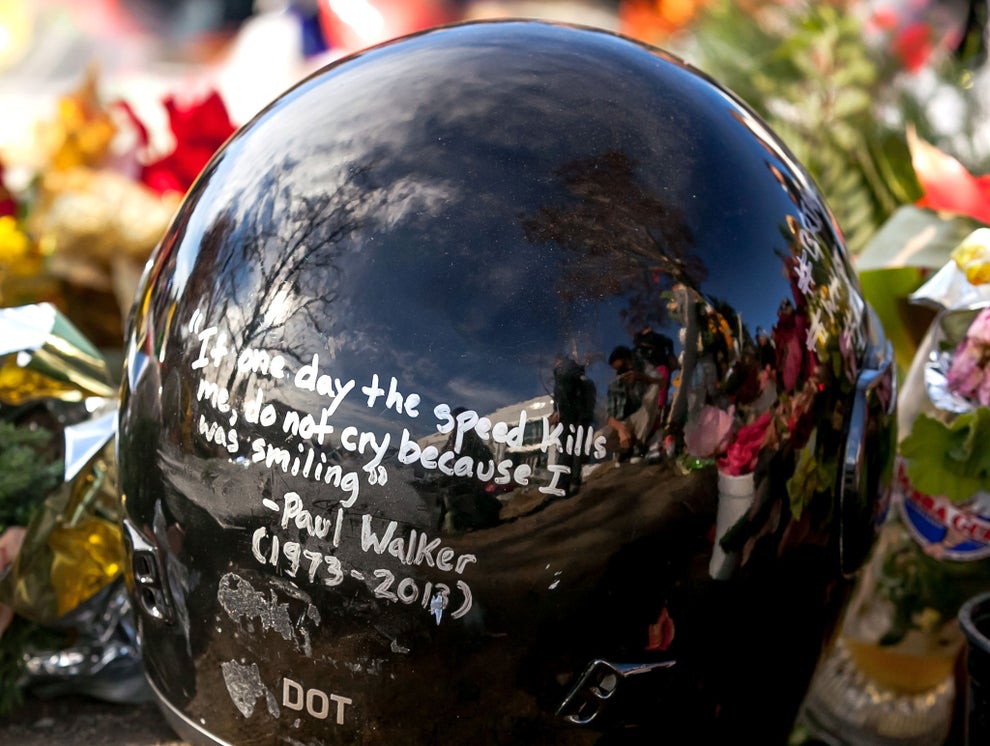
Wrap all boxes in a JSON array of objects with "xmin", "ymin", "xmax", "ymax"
[{"xmin": 117, "ymin": 20, "xmax": 895, "ymax": 745}]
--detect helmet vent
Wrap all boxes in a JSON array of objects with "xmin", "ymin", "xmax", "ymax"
[{"xmin": 123, "ymin": 518, "xmax": 175, "ymax": 624}]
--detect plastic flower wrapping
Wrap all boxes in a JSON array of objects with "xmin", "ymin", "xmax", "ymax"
[{"xmin": 0, "ymin": 302, "xmax": 137, "ymax": 713}]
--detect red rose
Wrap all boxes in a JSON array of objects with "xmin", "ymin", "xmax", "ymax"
[
  {"xmin": 718, "ymin": 411, "xmax": 773, "ymax": 476},
  {"xmin": 893, "ymin": 22, "xmax": 934, "ymax": 73}
]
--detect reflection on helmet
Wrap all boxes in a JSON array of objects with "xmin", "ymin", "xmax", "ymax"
[{"xmin": 117, "ymin": 20, "xmax": 895, "ymax": 745}]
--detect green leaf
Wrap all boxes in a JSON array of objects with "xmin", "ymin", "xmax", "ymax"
[
  {"xmin": 901, "ymin": 410, "xmax": 990, "ymax": 502},
  {"xmin": 858, "ymin": 266, "xmax": 931, "ymax": 376},
  {"xmin": 686, "ymin": 0, "xmax": 987, "ymax": 257},
  {"xmin": 787, "ymin": 430, "xmax": 835, "ymax": 520},
  {"xmin": 832, "ymin": 88, "xmax": 872, "ymax": 119},
  {"xmin": 855, "ymin": 206, "xmax": 981, "ymax": 271}
]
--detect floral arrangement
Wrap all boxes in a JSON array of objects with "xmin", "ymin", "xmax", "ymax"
[
  {"xmin": 0, "ymin": 70, "xmax": 235, "ymax": 346},
  {"xmin": 896, "ymin": 143, "xmax": 990, "ymax": 509},
  {"xmin": 672, "ymin": 0, "xmax": 989, "ymax": 257},
  {"xmin": 900, "ymin": 251, "xmax": 990, "ymax": 509},
  {"xmin": 799, "ymin": 116, "xmax": 990, "ymax": 746}
]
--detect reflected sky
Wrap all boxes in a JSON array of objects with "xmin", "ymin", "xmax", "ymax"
[{"xmin": 153, "ymin": 21, "xmax": 846, "ymax": 438}]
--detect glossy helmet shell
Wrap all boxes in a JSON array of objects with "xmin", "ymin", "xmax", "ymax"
[{"xmin": 117, "ymin": 20, "xmax": 895, "ymax": 745}]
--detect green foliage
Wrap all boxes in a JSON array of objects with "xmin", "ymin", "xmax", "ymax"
[
  {"xmin": 786, "ymin": 429, "xmax": 835, "ymax": 520},
  {"xmin": 901, "ymin": 409, "xmax": 990, "ymax": 503},
  {"xmin": 0, "ymin": 616, "xmax": 65, "ymax": 717},
  {"xmin": 0, "ymin": 421, "xmax": 63, "ymax": 532},
  {"xmin": 0, "ymin": 420, "xmax": 64, "ymax": 714},
  {"xmin": 689, "ymin": 1, "xmax": 953, "ymax": 254},
  {"xmin": 0, "ymin": 616, "xmax": 31, "ymax": 715},
  {"xmin": 874, "ymin": 524, "xmax": 990, "ymax": 646}
]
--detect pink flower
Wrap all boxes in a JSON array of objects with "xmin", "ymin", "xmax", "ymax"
[
  {"xmin": 966, "ymin": 307, "xmax": 990, "ymax": 345},
  {"xmin": 684, "ymin": 405, "xmax": 734, "ymax": 459},
  {"xmin": 947, "ymin": 307, "xmax": 990, "ymax": 405},
  {"xmin": 718, "ymin": 412, "xmax": 773, "ymax": 476}
]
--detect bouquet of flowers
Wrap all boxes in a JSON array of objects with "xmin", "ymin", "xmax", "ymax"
[
  {"xmin": 0, "ymin": 69, "xmax": 235, "ymax": 346},
  {"xmin": 801, "ymin": 149, "xmax": 990, "ymax": 743}
]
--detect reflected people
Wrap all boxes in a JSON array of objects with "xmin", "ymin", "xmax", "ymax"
[
  {"xmin": 600, "ymin": 344, "xmax": 668, "ymax": 461},
  {"xmin": 551, "ymin": 355, "xmax": 597, "ymax": 495}
]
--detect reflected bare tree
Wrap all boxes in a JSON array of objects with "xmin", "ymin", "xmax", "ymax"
[
  {"xmin": 183, "ymin": 156, "xmax": 381, "ymax": 395},
  {"xmin": 521, "ymin": 149, "xmax": 707, "ymax": 333}
]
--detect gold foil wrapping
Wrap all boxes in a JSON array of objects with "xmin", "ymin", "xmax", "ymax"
[{"xmin": 0, "ymin": 302, "xmax": 120, "ymax": 624}]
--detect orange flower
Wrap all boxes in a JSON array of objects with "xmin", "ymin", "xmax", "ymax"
[
  {"xmin": 620, "ymin": 0, "xmax": 707, "ymax": 41},
  {"xmin": 44, "ymin": 68, "xmax": 117, "ymax": 171},
  {"xmin": 908, "ymin": 127, "xmax": 990, "ymax": 225}
]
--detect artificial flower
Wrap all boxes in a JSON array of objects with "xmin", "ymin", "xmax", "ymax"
[
  {"xmin": 951, "ymin": 228, "xmax": 990, "ymax": 285},
  {"xmin": 946, "ymin": 307, "xmax": 990, "ymax": 405},
  {"xmin": 124, "ymin": 90, "xmax": 236, "ymax": 197},
  {"xmin": 43, "ymin": 69, "xmax": 118, "ymax": 172},
  {"xmin": 684, "ymin": 404, "xmax": 734, "ymax": 459},
  {"xmin": 0, "ymin": 216, "xmax": 28, "ymax": 261},
  {"xmin": 908, "ymin": 127, "xmax": 990, "ymax": 225}
]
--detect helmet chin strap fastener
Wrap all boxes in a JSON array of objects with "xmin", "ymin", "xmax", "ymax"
[{"xmin": 556, "ymin": 659, "xmax": 676, "ymax": 725}]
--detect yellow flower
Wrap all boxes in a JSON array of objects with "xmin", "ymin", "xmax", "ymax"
[
  {"xmin": 912, "ymin": 607, "xmax": 943, "ymax": 634},
  {"xmin": 951, "ymin": 228, "xmax": 990, "ymax": 285},
  {"xmin": 41, "ymin": 67, "xmax": 117, "ymax": 171},
  {"xmin": 0, "ymin": 214, "xmax": 28, "ymax": 259}
]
